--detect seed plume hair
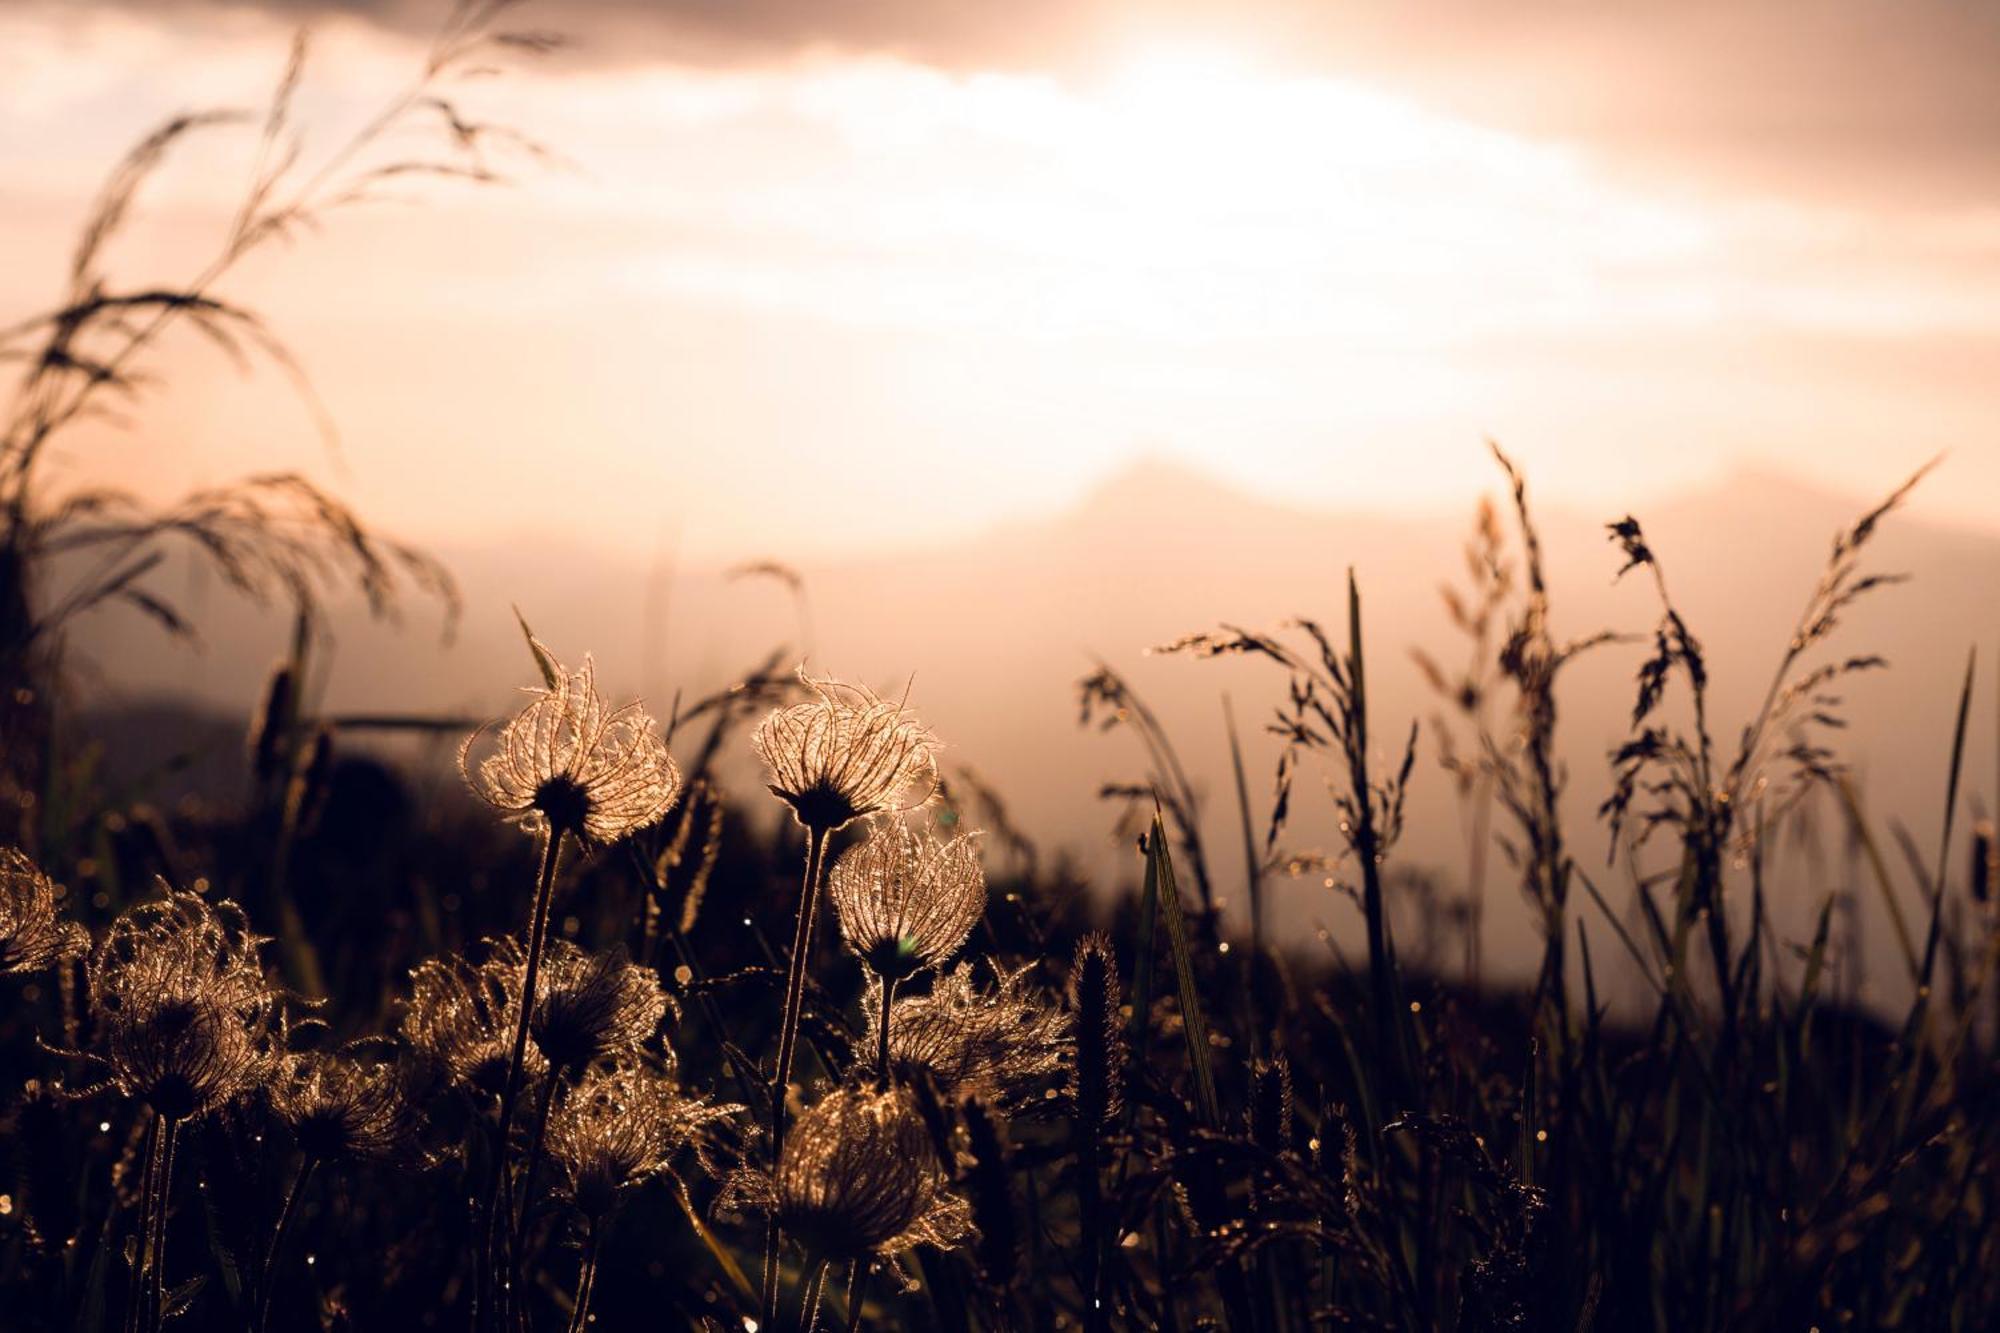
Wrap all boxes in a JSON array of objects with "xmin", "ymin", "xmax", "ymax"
[
  {"xmin": 545, "ymin": 1056, "xmax": 739, "ymax": 1222},
  {"xmin": 402, "ymin": 943, "xmax": 544, "ymax": 1102},
  {"xmin": 460, "ymin": 643, "xmax": 681, "ymax": 846},
  {"xmin": 752, "ymin": 669, "xmax": 941, "ymax": 833},
  {"xmin": 721, "ymin": 1085, "xmax": 972, "ymax": 1264},
  {"xmin": 868, "ymin": 960, "xmax": 1069, "ymax": 1111},
  {"xmin": 526, "ymin": 938, "xmax": 673, "ymax": 1077},
  {"xmin": 75, "ymin": 886, "xmax": 278, "ymax": 1122},
  {"xmin": 828, "ymin": 818, "xmax": 986, "ymax": 982},
  {"xmin": 0, "ymin": 847, "xmax": 88, "ymax": 976},
  {"xmin": 270, "ymin": 1046, "xmax": 421, "ymax": 1165}
]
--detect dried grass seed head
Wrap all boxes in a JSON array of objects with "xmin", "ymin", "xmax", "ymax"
[
  {"xmin": 85, "ymin": 887, "xmax": 277, "ymax": 1122},
  {"xmin": 828, "ymin": 817, "xmax": 985, "ymax": 982},
  {"xmin": 460, "ymin": 647, "xmax": 681, "ymax": 845},
  {"xmin": 528, "ymin": 939, "xmax": 672, "ymax": 1076},
  {"xmin": 725, "ymin": 1085, "xmax": 971, "ymax": 1263},
  {"xmin": 752, "ymin": 670, "xmax": 940, "ymax": 833},
  {"xmin": 0, "ymin": 847, "xmax": 88, "ymax": 975},
  {"xmin": 870, "ymin": 960, "xmax": 1069, "ymax": 1111},
  {"xmin": 546, "ymin": 1056, "xmax": 738, "ymax": 1221}
]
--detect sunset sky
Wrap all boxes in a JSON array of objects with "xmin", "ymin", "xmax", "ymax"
[{"xmin": 6, "ymin": 0, "xmax": 1998, "ymax": 564}]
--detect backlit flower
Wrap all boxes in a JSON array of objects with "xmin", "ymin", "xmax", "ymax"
[
  {"xmin": 545, "ymin": 1056, "xmax": 738, "ymax": 1222},
  {"xmin": 528, "ymin": 940, "xmax": 671, "ymax": 1077},
  {"xmin": 868, "ymin": 961, "xmax": 1069, "ymax": 1111},
  {"xmin": 752, "ymin": 671, "xmax": 939, "ymax": 834},
  {"xmin": 271, "ymin": 1048, "xmax": 420, "ymax": 1164},
  {"xmin": 84, "ymin": 888, "xmax": 277, "ymax": 1122},
  {"xmin": 403, "ymin": 944, "xmax": 542, "ymax": 1102},
  {"xmin": 0, "ymin": 847, "xmax": 87, "ymax": 975},
  {"xmin": 722, "ymin": 1085, "xmax": 971, "ymax": 1263},
  {"xmin": 460, "ymin": 646, "xmax": 681, "ymax": 845},
  {"xmin": 828, "ymin": 819, "xmax": 985, "ymax": 983}
]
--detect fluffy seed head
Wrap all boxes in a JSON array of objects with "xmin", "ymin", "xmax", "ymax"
[
  {"xmin": 723, "ymin": 1086, "xmax": 971, "ymax": 1262},
  {"xmin": 828, "ymin": 819, "xmax": 985, "ymax": 982},
  {"xmin": 545, "ymin": 1056, "xmax": 738, "ymax": 1221},
  {"xmin": 869, "ymin": 961, "xmax": 1069, "ymax": 1111},
  {"xmin": 271, "ymin": 1049, "xmax": 420, "ymax": 1164},
  {"xmin": 460, "ymin": 647, "xmax": 681, "ymax": 845},
  {"xmin": 527, "ymin": 940, "xmax": 672, "ymax": 1076},
  {"xmin": 85, "ymin": 888, "xmax": 277, "ymax": 1122},
  {"xmin": 403, "ymin": 944, "xmax": 543, "ymax": 1102},
  {"xmin": 752, "ymin": 671, "xmax": 939, "ymax": 833},
  {"xmin": 0, "ymin": 847, "xmax": 88, "ymax": 976}
]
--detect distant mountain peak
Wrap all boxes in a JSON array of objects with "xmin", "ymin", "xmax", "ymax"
[{"xmin": 1072, "ymin": 453, "xmax": 1277, "ymax": 525}]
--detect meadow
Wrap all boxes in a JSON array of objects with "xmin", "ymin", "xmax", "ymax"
[{"xmin": 2, "ymin": 5, "xmax": 1997, "ymax": 1330}]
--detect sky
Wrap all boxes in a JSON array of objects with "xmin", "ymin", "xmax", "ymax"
[{"xmin": 5, "ymin": 0, "xmax": 1999, "ymax": 564}]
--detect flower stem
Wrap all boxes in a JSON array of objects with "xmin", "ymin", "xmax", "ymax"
[
  {"xmin": 771, "ymin": 826, "xmax": 830, "ymax": 1149},
  {"xmin": 563, "ymin": 1219, "xmax": 599, "ymax": 1333},
  {"xmin": 762, "ymin": 824, "xmax": 830, "ymax": 1328},
  {"xmin": 144, "ymin": 1116, "xmax": 179, "ymax": 1333},
  {"xmin": 841, "ymin": 1261, "xmax": 867, "ymax": 1333},
  {"xmin": 792, "ymin": 1254, "xmax": 831, "ymax": 1333},
  {"xmin": 510, "ymin": 1073, "xmax": 560, "ymax": 1286},
  {"xmin": 257, "ymin": 1154, "xmax": 319, "ymax": 1333},
  {"xmin": 874, "ymin": 975, "xmax": 898, "ymax": 1089},
  {"xmin": 122, "ymin": 1113, "xmax": 162, "ymax": 1333},
  {"xmin": 482, "ymin": 828, "xmax": 566, "ymax": 1331}
]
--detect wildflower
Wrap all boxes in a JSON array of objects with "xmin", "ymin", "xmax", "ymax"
[
  {"xmin": 867, "ymin": 961, "xmax": 1069, "ymax": 1112},
  {"xmin": 724, "ymin": 1085, "xmax": 972, "ymax": 1265},
  {"xmin": 270, "ymin": 1049, "xmax": 420, "ymax": 1165},
  {"xmin": 82, "ymin": 887, "xmax": 277, "ymax": 1122},
  {"xmin": 403, "ymin": 945, "xmax": 542, "ymax": 1103},
  {"xmin": 460, "ymin": 646, "xmax": 680, "ymax": 847},
  {"xmin": 828, "ymin": 819, "xmax": 985, "ymax": 984},
  {"xmin": 753, "ymin": 671, "xmax": 939, "ymax": 835},
  {"xmin": 545, "ymin": 1056, "xmax": 736, "ymax": 1222},
  {"xmin": 527, "ymin": 940, "xmax": 671, "ymax": 1077},
  {"xmin": 0, "ymin": 846, "xmax": 87, "ymax": 975}
]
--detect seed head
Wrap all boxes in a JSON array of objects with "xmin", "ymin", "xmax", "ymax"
[
  {"xmin": 271, "ymin": 1049, "xmax": 420, "ymax": 1164},
  {"xmin": 828, "ymin": 819, "xmax": 985, "ymax": 982},
  {"xmin": 545, "ymin": 1056, "xmax": 738, "ymax": 1221},
  {"xmin": 527, "ymin": 939, "xmax": 672, "ymax": 1077},
  {"xmin": 0, "ymin": 847, "xmax": 88, "ymax": 976},
  {"xmin": 868, "ymin": 961, "xmax": 1068, "ymax": 1111},
  {"xmin": 460, "ymin": 647, "xmax": 681, "ymax": 845},
  {"xmin": 752, "ymin": 671, "xmax": 939, "ymax": 833},
  {"xmin": 722, "ymin": 1086, "xmax": 971, "ymax": 1263},
  {"xmin": 403, "ymin": 944, "xmax": 543, "ymax": 1102},
  {"xmin": 1066, "ymin": 934, "xmax": 1124, "ymax": 1132},
  {"xmin": 84, "ymin": 888, "xmax": 277, "ymax": 1122}
]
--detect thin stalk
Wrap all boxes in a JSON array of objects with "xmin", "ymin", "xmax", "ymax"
[
  {"xmin": 256, "ymin": 1155, "xmax": 319, "ymax": 1333},
  {"xmin": 122, "ymin": 1113, "xmax": 162, "ymax": 1333},
  {"xmin": 482, "ymin": 829, "xmax": 566, "ymax": 1330},
  {"xmin": 143, "ymin": 1116, "xmax": 179, "ymax": 1333},
  {"xmin": 762, "ymin": 825, "xmax": 830, "ymax": 1328},
  {"xmin": 511, "ymin": 1074, "xmax": 561, "ymax": 1268},
  {"xmin": 874, "ymin": 975, "xmax": 898, "ymax": 1088},
  {"xmin": 793, "ymin": 1255, "xmax": 831, "ymax": 1333},
  {"xmin": 840, "ymin": 1261, "xmax": 871, "ymax": 1333},
  {"xmin": 771, "ymin": 826, "xmax": 830, "ymax": 1146},
  {"xmin": 564, "ymin": 1220, "xmax": 600, "ymax": 1333}
]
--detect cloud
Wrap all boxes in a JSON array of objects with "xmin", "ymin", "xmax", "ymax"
[{"xmin": 76, "ymin": 0, "xmax": 2000, "ymax": 212}]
